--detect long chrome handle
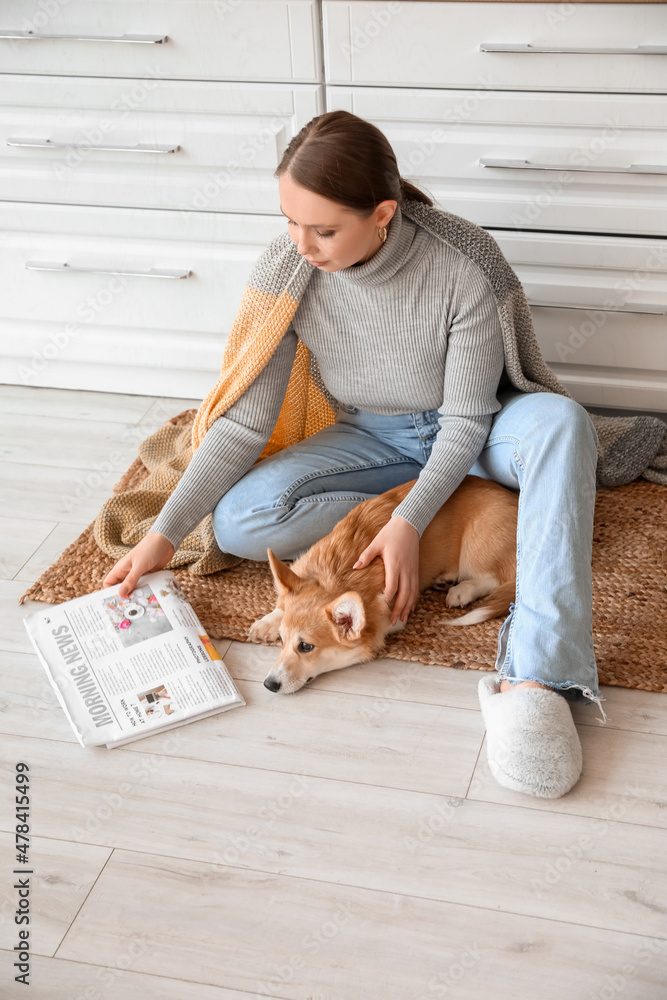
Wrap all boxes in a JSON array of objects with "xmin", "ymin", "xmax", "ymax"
[
  {"xmin": 0, "ymin": 30, "xmax": 167, "ymax": 43},
  {"xmin": 480, "ymin": 43, "xmax": 667, "ymax": 55},
  {"xmin": 527, "ymin": 300, "xmax": 666, "ymax": 316},
  {"xmin": 26, "ymin": 261, "xmax": 191, "ymax": 279},
  {"xmin": 8, "ymin": 137, "xmax": 180, "ymax": 153},
  {"xmin": 480, "ymin": 158, "xmax": 667, "ymax": 175}
]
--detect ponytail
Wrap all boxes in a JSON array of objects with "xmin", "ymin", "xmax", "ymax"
[{"xmin": 399, "ymin": 176, "xmax": 433, "ymax": 207}]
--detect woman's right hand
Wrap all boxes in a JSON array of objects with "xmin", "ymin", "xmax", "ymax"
[{"xmin": 102, "ymin": 531, "xmax": 176, "ymax": 598}]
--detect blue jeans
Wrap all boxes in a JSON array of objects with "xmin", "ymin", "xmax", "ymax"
[{"xmin": 212, "ymin": 389, "xmax": 605, "ymax": 718}]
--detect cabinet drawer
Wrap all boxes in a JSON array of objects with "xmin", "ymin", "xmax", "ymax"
[
  {"xmin": 0, "ymin": 0, "xmax": 320, "ymax": 83},
  {"xmin": 1, "ymin": 76, "xmax": 323, "ymax": 214},
  {"xmin": 491, "ymin": 229, "xmax": 667, "ymax": 411},
  {"xmin": 327, "ymin": 87, "xmax": 667, "ymax": 238},
  {"xmin": 0, "ymin": 202, "xmax": 286, "ymax": 398},
  {"xmin": 324, "ymin": 2, "xmax": 667, "ymax": 94}
]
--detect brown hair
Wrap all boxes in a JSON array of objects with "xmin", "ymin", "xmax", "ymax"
[{"xmin": 274, "ymin": 110, "xmax": 434, "ymax": 217}]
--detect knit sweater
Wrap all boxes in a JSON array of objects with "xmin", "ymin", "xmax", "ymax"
[{"xmin": 152, "ymin": 203, "xmax": 515, "ymax": 547}]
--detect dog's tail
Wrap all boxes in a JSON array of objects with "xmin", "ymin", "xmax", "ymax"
[{"xmin": 442, "ymin": 580, "xmax": 515, "ymax": 627}]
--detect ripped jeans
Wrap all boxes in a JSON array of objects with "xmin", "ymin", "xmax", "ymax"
[{"xmin": 212, "ymin": 388, "xmax": 606, "ymax": 721}]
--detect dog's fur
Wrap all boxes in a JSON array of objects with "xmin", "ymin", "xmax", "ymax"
[{"xmin": 249, "ymin": 475, "xmax": 518, "ymax": 694}]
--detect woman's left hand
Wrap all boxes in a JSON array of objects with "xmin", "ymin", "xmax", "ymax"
[{"xmin": 352, "ymin": 515, "xmax": 420, "ymax": 626}]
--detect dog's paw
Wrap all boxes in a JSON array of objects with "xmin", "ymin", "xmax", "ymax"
[
  {"xmin": 445, "ymin": 582, "xmax": 476, "ymax": 608},
  {"xmin": 248, "ymin": 608, "xmax": 284, "ymax": 643}
]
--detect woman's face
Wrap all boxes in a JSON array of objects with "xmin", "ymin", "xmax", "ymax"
[{"xmin": 278, "ymin": 171, "xmax": 396, "ymax": 272}]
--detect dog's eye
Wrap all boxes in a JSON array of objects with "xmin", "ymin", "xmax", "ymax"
[{"xmin": 298, "ymin": 641, "xmax": 314, "ymax": 653}]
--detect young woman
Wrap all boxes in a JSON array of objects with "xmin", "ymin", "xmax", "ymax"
[{"xmin": 104, "ymin": 111, "xmax": 603, "ymax": 798}]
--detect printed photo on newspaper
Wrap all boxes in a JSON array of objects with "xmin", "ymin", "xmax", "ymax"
[{"xmin": 22, "ymin": 571, "xmax": 245, "ymax": 748}]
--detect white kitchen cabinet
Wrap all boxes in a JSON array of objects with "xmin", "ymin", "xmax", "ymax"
[
  {"xmin": 0, "ymin": 201, "xmax": 286, "ymax": 397},
  {"xmin": 491, "ymin": 229, "xmax": 667, "ymax": 409},
  {"xmin": 0, "ymin": 1, "xmax": 322, "ymax": 394},
  {"xmin": 0, "ymin": 75, "xmax": 323, "ymax": 214},
  {"xmin": 323, "ymin": 0, "xmax": 667, "ymax": 412},
  {"xmin": 0, "ymin": 202, "xmax": 285, "ymax": 398},
  {"xmin": 323, "ymin": 2, "xmax": 667, "ymax": 93},
  {"xmin": 326, "ymin": 86, "xmax": 667, "ymax": 238},
  {"xmin": 0, "ymin": 0, "xmax": 321, "ymax": 83}
]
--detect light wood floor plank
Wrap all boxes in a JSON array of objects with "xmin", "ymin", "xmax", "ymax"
[
  {"xmin": 470, "ymin": 727, "xmax": 667, "ymax": 828},
  {"xmin": 0, "ymin": 384, "xmax": 156, "ymax": 423},
  {"xmin": 0, "ymin": 651, "xmax": 81, "ymax": 742},
  {"xmin": 1, "ymin": 584, "xmax": 54, "ymax": 655},
  {"xmin": 0, "ymin": 832, "xmax": 111, "ymax": 957},
  {"xmin": 140, "ymin": 396, "xmax": 203, "ymax": 423},
  {"xmin": 13, "ymin": 520, "xmax": 92, "ymax": 584},
  {"xmin": 1, "ymin": 412, "xmax": 145, "ymax": 471},
  {"xmin": 0, "ymin": 517, "xmax": 57, "ymax": 583},
  {"xmin": 126, "ymin": 678, "xmax": 486, "ymax": 797},
  {"xmin": 569, "ymin": 685, "xmax": 667, "ymax": 735},
  {"xmin": 0, "ymin": 952, "xmax": 277, "ymax": 1000},
  {"xmin": 1, "ymin": 734, "xmax": 665, "ymax": 941},
  {"xmin": 55, "ymin": 848, "xmax": 667, "ymax": 1000},
  {"xmin": 0, "ymin": 462, "xmax": 121, "ymax": 524}
]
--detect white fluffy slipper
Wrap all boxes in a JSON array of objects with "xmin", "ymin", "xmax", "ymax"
[{"xmin": 477, "ymin": 675, "xmax": 583, "ymax": 799}]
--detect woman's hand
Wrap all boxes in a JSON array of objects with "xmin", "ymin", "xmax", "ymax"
[
  {"xmin": 102, "ymin": 531, "xmax": 176, "ymax": 599},
  {"xmin": 352, "ymin": 515, "xmax": 420, "ymax": 626}
]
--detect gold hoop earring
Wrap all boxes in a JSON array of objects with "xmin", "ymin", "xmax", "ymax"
[{"xmin": 378, "ymin": 226, "xmax": 388, "ymax": 243}]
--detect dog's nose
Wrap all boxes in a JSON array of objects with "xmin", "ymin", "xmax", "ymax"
[{"xmin": 264, "ymin": 676, "xmax": 281, "ymax": 692}]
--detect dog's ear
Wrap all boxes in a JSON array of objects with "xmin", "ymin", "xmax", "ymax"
[
  {"xmin": 267, "ymin": 548, "xmax": 301, "ymax": 597},
  {"xmin": 325, "ymin": 591, "xmax": 366, "ymax": 641}
]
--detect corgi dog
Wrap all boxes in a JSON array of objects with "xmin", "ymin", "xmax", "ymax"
[{"xmin": 249, "ymin": 475, "xmax": 518, "ymax": 694}]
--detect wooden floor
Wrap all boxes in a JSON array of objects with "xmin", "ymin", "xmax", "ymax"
[{"xmin": 1, "ymin": 383, "xmax": 666, "ymax": 1000}]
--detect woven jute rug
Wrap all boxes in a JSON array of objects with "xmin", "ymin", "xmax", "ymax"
[{"xmin": 18, "ymin": 410, "xmax": 667, "ymax": 693}]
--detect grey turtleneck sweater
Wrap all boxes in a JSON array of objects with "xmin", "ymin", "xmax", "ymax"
[{"xmin": 151, "ymin": 203, "xmax": 506, "ymax": 549}]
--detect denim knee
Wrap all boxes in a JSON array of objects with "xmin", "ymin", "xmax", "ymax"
[
  {"xmin": 524, "ymin": 393, "xmax": 598, "ymax": 453},
  {"xmin": 211, "ymin": 489, "xmax": 271, "ymax": 562}
]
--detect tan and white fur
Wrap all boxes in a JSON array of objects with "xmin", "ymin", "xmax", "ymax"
[{"xmin": 250, "ymin": 474, "xmax": 518, "ymax": 694}]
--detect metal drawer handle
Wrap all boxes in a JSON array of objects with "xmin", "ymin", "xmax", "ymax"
[
  {"xmin": 480, "ymin": 43, "xmax": 667, "ymax": 55},
  {"xmin": 0, "ymin": 30, "xmax": 167, "ymax": 43},
  {"xmin": 527, "ymin": 300, "xmax": 666, "ymax": 316},
  {"xmin": 25, "ymin": 261, "xmax": 191, "ymax": 279},
  {"xmin": 8, "ymin": 137, "xmax": 180, "ymax": 153},
  {"xmin": 480, "ymin": 158, "xmax": 667, "ymax": 176}
]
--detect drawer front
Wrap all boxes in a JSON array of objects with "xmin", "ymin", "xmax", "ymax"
[
  {"xmin": 326, "ymin": 87, "xmax": 667, "ymax": 238},
  {"xmin": 0, "ymin": 202, "xmax": 287, "ymax": 398},
  {"xmin": 1, "ymin": 76, "xmax": 323, "ymax": 214},
  {"xmin": 491, "ymin": 230, "xmax": 667, "ymax": 411},
  {"xmin": 0, "ymin": 0, "xmax": 321, "ymax": 83},
  {"xmin": 324, "ymin": 2, "xmax": 667, "ymax": 94}
]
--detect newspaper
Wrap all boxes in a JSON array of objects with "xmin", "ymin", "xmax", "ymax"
[{"xmin": 22, "ymin": 571, "xmax": 245, "ymax": 748}]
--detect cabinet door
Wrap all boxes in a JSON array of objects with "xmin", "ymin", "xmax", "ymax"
[
  {"xmin": 0, "ymin": 0, "xmax": 321, "ymax": 83},
  {"xmin": 1, "ymin": 76, "xmax": 323, "ymax": 214},
  {"xmin": 323, "ymin": 1, "xmax": 667, "ymax": 94},
  {"xmin": 0, "ymin": 202, "xmax": 287, "ymax": 398},
  {"xmin": 491, "ymin": 230, "xmax": 667, "ymax": 411},
  {"xmin": 326, "ymin": 87, "xmax": 667, "ymax": 238}
]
